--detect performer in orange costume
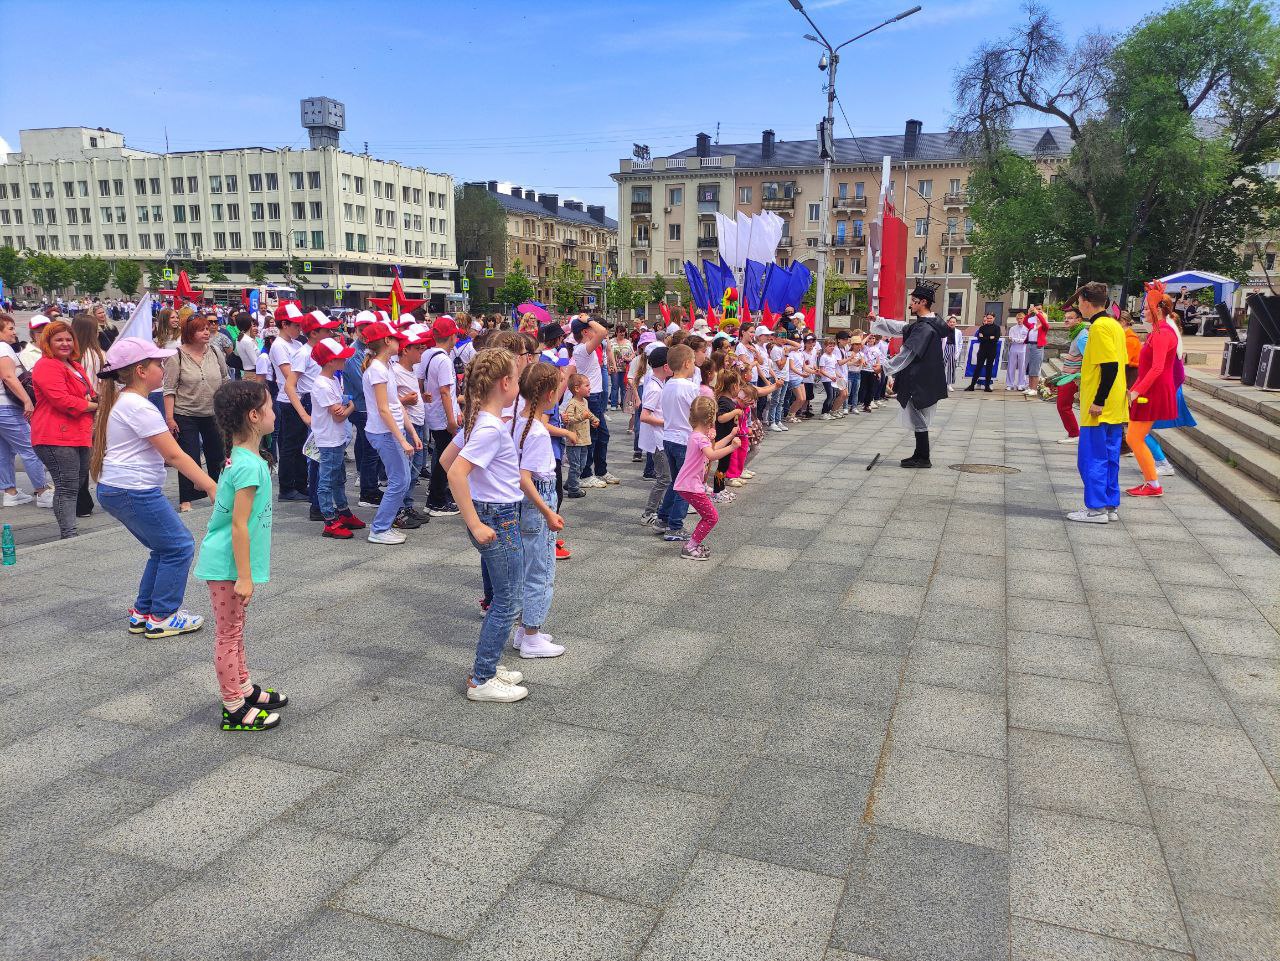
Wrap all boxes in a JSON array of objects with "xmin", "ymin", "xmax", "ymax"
[{"xmin": 1125, "ymin": 281, "xmax": 1179, "ymax": 498}]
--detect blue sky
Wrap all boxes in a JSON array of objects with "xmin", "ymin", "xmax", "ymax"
[{"xmin": 2, "ymin": 0, "xmax": 1156, "ymax": 216}]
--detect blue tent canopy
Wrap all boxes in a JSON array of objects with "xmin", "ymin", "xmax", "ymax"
[{"xmin": 1158, "ymin": 270, "xmax": 1238, "ymax": 305}]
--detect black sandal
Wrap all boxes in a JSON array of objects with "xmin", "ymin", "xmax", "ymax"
[
  {"xmin": 245, "ymin": 684, "xmax": 289, "ymax": 710},
  {"xmin": 221, "ymin": 702, "xmax": 281, "ymax": 732}
]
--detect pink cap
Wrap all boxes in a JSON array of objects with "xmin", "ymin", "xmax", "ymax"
[{"xmin": 100, "ymin": 337, "xmax": 177, "ymax": 378}]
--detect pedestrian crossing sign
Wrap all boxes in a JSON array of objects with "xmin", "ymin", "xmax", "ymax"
[
  {"xmin": 303, "ymin": 261, "xmax": 312, "ymax": 273},
  {"xmin": 162, "ymin": 268, "xmax": 173, "ymax": 280},
  {"xmin": 484, "ymin": 267, "xmax": 495, "ymax": 278},
  {"xmin": 462, "ymin": 279, "xmax": 470, "ymax": 291}
]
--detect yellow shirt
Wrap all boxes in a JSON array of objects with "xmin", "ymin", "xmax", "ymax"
[{"xmin": 1079, "ymin": 313, "xmax": 1129, "ymax": 427}]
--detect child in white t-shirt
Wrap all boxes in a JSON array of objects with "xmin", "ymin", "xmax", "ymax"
[
  {"xmin": 638, "ymin": 346, "xmax": 671, "ymax": 526},
  {"xmin": 309, "ymin": 337, "xmax": 363, "ymax": 540}
]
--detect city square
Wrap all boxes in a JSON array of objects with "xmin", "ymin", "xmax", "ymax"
[{"xmin": 2, "ymin": 0, "xmax": 1279, "ymax": 959}]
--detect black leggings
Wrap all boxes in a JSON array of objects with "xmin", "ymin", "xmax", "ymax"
[{"xmin": 174, "ymin": 413, "xmax": 223, "ymax": 503}]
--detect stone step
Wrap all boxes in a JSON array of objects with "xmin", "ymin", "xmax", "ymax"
[
  {"xmin": 1184, "ymin": 391, "xmax": 1280, "ymax": 456},
  {"xmin": 1159, "ymin": 430, "xmax": 1280, "ymax": 550},
  {"xmin": 1181, "ymin": 420, "xmax": 1280, "ymax": 495},
  {"xmin": 1185, "ymin": 371, "xmax": 1280, "ymax": 427}
]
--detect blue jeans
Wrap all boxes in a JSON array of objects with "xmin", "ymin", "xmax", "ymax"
[
  {"xmin": 406, "ymin": 423, "xmax": 427, "ymax": 508},
  {"xmin": 316, "ymin": 444, "xmax": 349, "ymax": 519},
  {"xmin": 579, "ymin": 391, "xmax": 609, "ymax": 478},
  {"xmin": 1078, "ymin": 423, "xmax": 1124, "ymax": 510},
  {"xmin": 520, "ymin": 475, "xmax": 557, "ymax": 630},
  {"xmin": 565, "ymin": 445, "xmax": 588, "ymax": 494},
  {"xmin": 469, "ymin": 500, "xmax": 522, "ymax": 684},
  {"xmin": 366, "ymin": 430, "xmax": 411, "ymax": 533},
  {"xmin": 846, "ymin": 372, "xmax": 862, "ymax": 411},
  {"xmin": 349, "ymin": 410, "xmax": 380, "ymax": 498},
  {"xmin": 766, "ymin": 383, "xmax": 785, "ymax": 425},
  {"xmin": 0, "ymin": 405, "xmax": 47, "ymax": 491},
  {"xmin": 96, "ymin": 484, "xmax": 195, "ymax": 619},
  {"xmin": 608, "ymin": 370, "xmax": 625, "ymax": 408},
  {"xmin": 658, "ymin": 440, "xmax": 689, "ymax": 531}
]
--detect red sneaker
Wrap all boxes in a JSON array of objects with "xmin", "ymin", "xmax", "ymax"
[
  {"xmin": 322, "ymin": 519, "xmax": 354, "ymax": 539},
  {"xmin": 337, "ymin": 510, "xmax": 366, "ymax": 530},
  {"xmin": 555, "ymin": 542, "xmax": 572, "ymax": 560},
  {"xmin": 1124, "ymin": 483, "xmax": 1163, "ymax": 497}
]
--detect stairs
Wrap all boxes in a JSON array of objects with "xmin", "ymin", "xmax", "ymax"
[{"xmin": 1158, "ymin": 372, "xmax": 1280, "ymax": 549}]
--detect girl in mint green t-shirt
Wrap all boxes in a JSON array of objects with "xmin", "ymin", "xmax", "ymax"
[{"xmin": 194, "ymin": 380, "xmax": 288, "ymax": 732}]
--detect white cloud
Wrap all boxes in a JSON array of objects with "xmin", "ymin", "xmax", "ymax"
[{"xmin": 0, "ymin": 135, "xmax": 11, "ymax": 163}]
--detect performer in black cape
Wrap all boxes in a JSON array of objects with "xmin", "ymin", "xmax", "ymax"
[{"xmin": 870, "ymin": 282, "xmax": 950, "ymax": 468}]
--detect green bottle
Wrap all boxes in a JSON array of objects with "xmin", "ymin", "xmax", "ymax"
[{"xmin": 1, "ymin": 524, "xmax": 14, "ymax": 566}]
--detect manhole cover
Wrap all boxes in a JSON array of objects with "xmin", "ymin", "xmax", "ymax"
[{"xmin": 949, "ymin": 463, "xmax": 1022, "ymax": 474}]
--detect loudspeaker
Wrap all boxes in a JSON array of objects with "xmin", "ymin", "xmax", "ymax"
[
  {"xmin": 1222, "ymin": 341, "xmax": 1244, "ymax": 379},
  {"xmin": 1257, "ymin": 344, "xmax": 1280, "ymax": 391},
  {"xmin": 1243, "ymin": 294, "xmax": 1280, "ymax": 386}
]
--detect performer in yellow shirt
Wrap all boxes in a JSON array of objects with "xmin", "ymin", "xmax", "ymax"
[{"xmin": 1068, "ymin": 282, "xmax": 1130, "ymax": 524}]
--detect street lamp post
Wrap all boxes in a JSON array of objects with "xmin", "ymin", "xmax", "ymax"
[{"xmin": 786, "ymin": 1, "xmax": 921, "ymax": 337}]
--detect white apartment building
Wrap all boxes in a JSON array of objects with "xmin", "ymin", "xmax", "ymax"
[{"xmin": 1, "ymin": 106, "xmax": 458, "ymax": 309}]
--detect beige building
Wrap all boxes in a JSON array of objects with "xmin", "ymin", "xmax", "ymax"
[
  {"xmin": 613, "ymin": 122, "xmax": 1072, "ymax": 324},
  {"xmin": 464, "ymin": 182, "xmax": 617, "ymax": 307},
  {"xmin": 1, "ymin": 102, "xmax": 458, "ymax": 309}
]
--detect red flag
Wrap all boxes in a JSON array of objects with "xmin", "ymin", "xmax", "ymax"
[
  {"xmin": 740, "ymin": 305, "xmax": 752, "ymax": 328},
  {"xmin": 706, "ymin": 307, "xmax": 719, "ymax": 328},
  {"xmin": 659, "ymin": 302, "xmax": 671, "ymax": 325},
  {"xmin": 801, "ymin": 307, "xmax": 816, "ymax": 331},
  {"xmin": 761, "ymin": 305, "xmax": 775, "ymax": 329},
  {"xmin": 685, "ymin": 302, "xmax": 696, "ymax": 330}
]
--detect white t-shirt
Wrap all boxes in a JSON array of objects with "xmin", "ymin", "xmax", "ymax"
[
  {"xmin": 254, "ymin": 352, "xmax": 270, "ymax": 378},
  {"xmin": 394, "ymin": 362, "xmax": 424, "ymax": 426},
  {"xmin": 454, "ymin": 339, "xmax": 476, "ymax": 368},
  {"xmin": 0, "ymin": 342, "xmax": 19, "ymax": 407},
  {"xmin": 269, "ymin": 336, "xmax": 301, "ymax": 387},
  {"xmin": 571, "ymin": 341, "xmax": 603, "ymax": 393},
  {"xmin": 98, "ymin": 392, "xmax": 169, "ymax": 490},
  {"xmin": 638, "ymin": 377, "xmax": 665, "ymax": 453},
  {"xmin": 735, "ymin": 342, "xmax": 759, "ymax": 384},
  {"xmin": 362, "ymin": 359, "xmax": 404, "ymax": 434},
  {"xmin": 514, "ymin": 416, "xmax": 555, "ymax": 475},
  {"xmin": 459, "ymin": 410, "xmax": 521, "ymax": 503},
  {"xmin": 310, "ymin": 374, "xmax": 349, "ymax": 448},
  {"xmin": 819, "ymin": 352, "xmax": 842, "ymax": 383},
  {"xmin": 418, "ymin": 348, "xmax": 457, "ymax": 432},
  {"xmin": 660, "ymin": 376, "xmax": 700, "ymax": 445},
  {"xmin": 235, "ymin": 335, "xmax": 258, "ymax": 373},
  {"xmin": 787, "ymin": 351, "xmax": 807, "ymax": 381},
  {"xmin": 803, "ymin": 347, "xmax": 819, "ymax": 384},
  {"xmin": 293, "ymin": 342, "xmax": 318, "ymax": 395}
]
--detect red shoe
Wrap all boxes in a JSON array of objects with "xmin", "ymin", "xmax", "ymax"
[
  {"xmin": 322, "ymin": 519, "xmax": 354, "ymax": 539},
  {"xmin": 1124, "ymin": 483, "xmax": 1163, "ymax": 497},
  {"xmin": 555, "ymin": 541, "xmax": 571, "ymax": 560},
  {"xmin": 337, "ymin": 510, "xmax": 366, "ymax": 530},
  {"xmin": 480, "ymin": 598, "xmax": 491, "ymax": 612}
]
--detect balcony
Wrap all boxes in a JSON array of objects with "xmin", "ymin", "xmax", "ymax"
[
  {"xmin": 761, "ymin": 196, "xmax": 795, "ymax": 211},
  {"xmin": 833, "ymin": 235, "xmax": 863, "ymax": 249},
  {"xmin": 834, "ymin": 196, "xmax": 867, "ymax": 211},
  {"xmin": 777, "ymin": 237, "xmax": 792, "ymax": 248},
  {"xmin": 943, "ymin": 192, "xmax": 968, "ymax": 207},
  {"xmin": 697, "ymin": 200, "xmax": 720, "ymax": 215},
  {"xmin": 942, "ymin": 230, "xmax": 972, "ymax": 247},
  {"xmin": 630, "ymin": 201, "xmax": 652, "ymax": 216},
  {"xmin": 631, "ymin": 236, "xmax": 651, "ymax": 248},
  {"xmin": 696, "ymin": 236, "xmax": 718, "ymax": 249},
  {"xmin": 562, "ymin": 237, "xmax": 578, "ymax": 248}
]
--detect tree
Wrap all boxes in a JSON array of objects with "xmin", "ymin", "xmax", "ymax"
[
  {"xmin": 455, "ymin": 185, "xmax": 508, "ymax": 297},
  {"xmin": 0, "ymin": 246, "xmax": 29, "ymax": 289},
  {"xmin": 286, "ymin": 257, "xmax": 306, "ymax": 283},
  {"xmin": 145, "ymin": 263, "xmax": 166, "ymax": 290},
  {"xmin": 551, "ymin": 261, "xmax": 586, "ymax": 315},
  {"xmin": 206, "ymin": 260, "xmax": 228, "ymax": 284},
  {"xmin": 494, "ymin": 258, "xmax": 535, "ymax": 307},
  {"xmin": 605, "ymin": 276, "xmax": 642, "ymax": 316},
  {"xmin": 27, "ymin": 254, "xmax": 73, "ymax": 298},
  {"xmin": 648, "ymin": 273, "xmax": 667, "ymax": 305},
  {"xmin": 672, "ymin": 273, "xmax": 691, "ymax": 305},
  {"xmin": 248, "ymin": 262, "xmax": 269, "ymax": 285},
  {"xmin": 72, "ymin": 255, "xmax": 113, "ymax": 296},
  {"xmin": 114, "ymin": 260, "xmax": 142, "ymax": 298},
  {"xmin": 802, "ymin": 273, "xmax": 857, "ymax": 314}
]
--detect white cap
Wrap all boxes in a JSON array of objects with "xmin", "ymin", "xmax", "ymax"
[{"xmin": 665, "ymin": 322, "xmax": 680, "ymax": 334}]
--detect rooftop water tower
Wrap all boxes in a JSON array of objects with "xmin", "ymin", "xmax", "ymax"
[{"xmin": 300, "ymin": 97, "xmax": 345, "ymax": 149}]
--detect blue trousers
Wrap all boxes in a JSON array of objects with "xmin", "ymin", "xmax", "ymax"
[
  {"xmin": 1078, "ymin": 423, "xmax": 1124, "ymax": 510},
  {"xmin": 519, "ymin": 476, "xmax": 557, "ymax": 630},
  {"xmin": 316, "ymin": 444, "xmax": 350, "ymax": 520},
  {"xmin": 97, "ymin": 484, "xmax": 195, "ymax": 619},
  {"xmin": 366, "ymin": 430, "xmax": 411, "ymax": 533},
  {"xmin": 349, "ymin": 410, "xmax": 381, "ymax": 498},
  {"xmin": 469, "ymin": 500, "xmax": 523, "ymax": 684},
  {"xmin": 658, "ymin": 440, "xmax": 690, "ymax": 531},
  {"xmin": 579, "ymin": 391, "xmax": 609, "ymax": 478},
  {"xmin": 846, "ymin": 372, "xmax": 862, "ymax": 411}
]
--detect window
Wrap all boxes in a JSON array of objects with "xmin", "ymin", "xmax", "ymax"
[
  {"xmin": 852, "ymin": 257, "xmax": 861, "ymax": 274},
  {"xmin": 63, "ymin": 181, "xmax": 74, "ymax": 198},
  {"xmin": 631, "ymin": 186, "xmax": 651, "ymax": 203},
  {"xmin": 835, "ymin": 221, "xmax": 846, "ymax": 244},
  {"xmin": 46, "ymin": 208, "xmax": 57, "ymax": 224},
  {"xmin": 173, "ymin": 205, "xmax": 186, "ymax": 223},
  {"xmin": 402, "ymin": 186, "xmax": 410, "ymax": 203},
  {"xmin": 837, "ymin": 183, "xmax": 848, "ymax": 199},
  {"xmin": 310, "ymin": 201, "xmax": 323, "ymax": 219},
  {"xmin": 808, "ymin": 203, "xmax": 821, "ymax": 221},
  {"xmin": 69, "ymin": 235, "xmax": 80, "ymax": 251},
  {"xmin": 138, "ymin": 234, "xmax": 151, "ymax": 250},
  {"xmin": 376, "ymin": 236, "xmax": 385, "ymax": 254},
  {"xmin": 209, "ymin": 175, "xmax": 222, "ymax": 194},
  {"xmin": 224, "ymin": 175, "xmax": 237, "ymax": 192},
  {"xmin": 149, "ymin": 177, "xmax": 161, "ymax": 193},
  {"xmin": 697, "ymin": 184, "xmax": 719, "ymax": 204},
  {"xmin": 949, "ymin": 178, "xmax": 961, "ymax": 194},
  {"xmin": 28, "ymin": 183, "xmax": 39, "ymax": 199},
  {"xmin": 171, "ymin": 177, "xmax": 184, "ymax": 194},
  {"xmin": 117, "ymin": 234, "xmax": 128, "ymax": 250},
  {"xmin": 36, "ymin": 235, "xmax": 48, "ymax": 251},
  {"xmin": 114, "ymin": 179, "xmax": 124, "ymax": 196},
  {"xmin": 175, "ymin": 232, "xmax": 187, "ymax": 249},
  {"xmin": 250, "ymin": 203, "xmax": 264, "ymax": 221},
  {"xmin": 191, "ymin": 232, "xmax": 202, "ymax": 248},
  {"xmin": 187, "ymin": 205, "xmax": 200, "ymax": 222},
  {"xmin": 388, "ymin": 238, "xmax": 396, "ymax": 255},
  {"xmin": 269, "ymin": 231, "xmax": 282, "ymax": 249},
  {"xmin": 428, "ymin": 191, "xmax": 436, "ymax": 207},
  {"xmin": 78, "ymin": 181, "xmax": 89, "ymax": 197},
  {"xmin": 412, "ymin": 188, "xmax": 422, "ymax": 204},
  {"xmin": 357, "ymin": 234, "xmax": 367, "ymax": 252},
  {"xmin": 669, "ymin": 223, "xmax": 681, "ymax": 241},
  {"xmin": 265, "ymin": 173, "xmax": 278, "ymax": 190},
  {"xmin": 0, "ymin": 184, "xmax": 6, "ymax": 199},
  {"xmin": 1267, "ymin": 252, "xmax": 1277, "ymax": 271},
  {"xmin": 248, "ymin": 173, "xmax": 262, "ymax": 192},
  {"xmin": 855, "ymin": 181, "xmax": 865, "ymax": 198},
  {"xmin": 345, "ymin": 232, "xmax": 355, "ymax": 251},
  {"xmin": 0, "ymin": 211, "xmax": 7, "ymax": 225},
  {"xmin": 437, "ymin": 218, "xmax": 446, "ymax": 235},
  {"xmin": 227, "ymin": 203, "xmax": 240, "ymax": 221},
  {"xmin": 403, "ymin": 213, "xmax": 411, "ymax": 230},
  {"xmin": 10, "ymin": 211, "xmax": 19, "ymax": 224},
  {"xmin": 413, "ymin": 214, "xmax": 422, "ymax": 231},
  {"xmin": 131, "ymin": 177, "xmax": 145, "ymax": 195},
  {"xmin": 739, "ymin": 186, "xmax": 752, "ymax": 204},
  {"xmin": 293, "ymin": 230, "xmax": 307, "ymax": 249},
  {"xmin": 945, "ymin": 255, "xmax": 955, "ymax": 274},
  {"xmin": 290, "ymin": 172, "xmax": 304, "ymax": 190},
  {"xmin": 915, "ymin": 217, "xmax": 927, "ymax": 236},
  {"xmin": 267, "ymin": 202, "xmax": 279, "ymax": 220},
  {"xmin": 66, "ymin": 208, "xmax": 78, "ymax": 224},
  {"xmin": 32, "ymin": 209, "xmax": 44, "ymax": 225},
  {"xmin": 152, "ymin": 205, "xmax": 163, "ymax": 222},
  {"xmin": 961, "ymin": 256, "xmax": 972, "ymax": 273},
  {"xmin": 354, "ymin": 176, "xmax": 364, "ymax": 194},
  {"xmin": 308, "ymin": 172, "xmax": 321, "ymax": 189},
  {"xmin": 97, "ymin": 180, "xmax": 109, "ymax": 197},
  {"xmin": 635, "ymin": 224, "xmax": 649, "ymax": 242},
  {"xmin": 104, "ymin": 234, "xmax": 115, "ymax": 250},
  {"xmin": 311, "ymin": 230, "xmax": 323, "ymax": 248},
  {"xmin": 252, "ymin": 231, "xmax": 266, "ymax": 249},
  {"xmin": 115, "ymin": 206, "xmax": 125, "ymax": 222},
  {"xmin": 965, "ymin": 217, "xmax": 973, "ymax": 233},
  {"xmin": 355, "ymin": 205, "xmax": 365, "ymax": 224},
  {"xmin": 853, "ymin": 219, "xmax": 863, "ymax": 238},
  {"xmin": 229, "ymin": 231, "xmax": 241, "ymax": 248},
  {"xmin": 343, "ymin": 203, "xmax": 353, "ymax": 222},
  {"xmin": 291, "ymin": 201, "xmax": 305, "ymax": 220},
  {"xmin": 836, "ymin": 259, "xmax": 845, "ymax": 274},
  {"xmin": 137, "ymin": 205, "xmax": 149, "ymax": 223},
  {"xmin": 917, "ymin": 179, "xmax": 932, "ymax": 198},
  {"xmin": 152, "ymin": 233, "xmax": 164, "ymax": 249},
  {"xmin": 214, "ymin": 232, "xmax": 226, "ymax": 250},
  {"xmin": 374, "ymin": 208, "xmax": 384, "ymax": 227}
]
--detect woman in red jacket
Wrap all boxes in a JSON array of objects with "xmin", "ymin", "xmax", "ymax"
[
  {"xmin": 1125, "ymin": 284, "xmax": 1178, "ymax": 498},
  {"xmin": 31, "ymin": 318, "xmax": 99, "ymax": 537}
]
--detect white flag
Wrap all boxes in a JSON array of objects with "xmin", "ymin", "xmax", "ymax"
[
  {"xmin": 715, "ymin": 213, "xmax": 737, "ymax": 269},
  {"xmin": 118, "ymin": 292, "xmax": 155, "ymax": 343}
]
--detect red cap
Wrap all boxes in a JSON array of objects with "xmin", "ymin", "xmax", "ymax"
[
  {"xmin": 431, "ymin": 315, "xmax": 460, "ymax": 338},
  {"xmin": 360, "ymin": 321, "xmax": 397, "ymax": 345},
  {"xmin": 301, "ymin": 310, "xmax": 339, "ymax": 334},
  {"xmin": 311, "ymin": 336, "xmax": 356, "ymax": 366},
  {"xmin": 274, "ymin": 302, "xmax": 305, "ymax": 324}
]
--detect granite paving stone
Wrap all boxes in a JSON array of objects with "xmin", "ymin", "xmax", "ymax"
[
  {"xmin": 892, "ymin": 681, "xmax": 1007, "ymax": 759},
  {"xmin": 1010, "ymin": 918, "xmax": 1194, "ymax": 960},
  {"xmin": 1096, "ymin": 624, "xmax": 1211, "ymax": 675},
  {"xmin": 1110, "ymin": 664, "xmax": 1239, "ymax": 727},
  {"xmin": 615, "ymin": 709, "xmax": 773, "ymax": 796},
  {"xmin": 872, "ymin": 742, "xmax": 1008, "ymax": 851},
  {"xmin": 1009, "ymin": 672, "xmax": 1127, "ymax": 742},
  {"xmin": 1127, "ymin": 715, "xmax": 1278, "ymax": 804},
  {"xmin": 1178, "ymin": 892, "xmax": 1280, "ymax": 961},
  {"xmin": 271, "ymin": 909, "xmax": 457, "ymax": 961},
  {"xmin": 904, "ymin": 637, "xmax": 1007, "ymax": 694},
  {"xmin": 1007, "ymin": 631, "xmax": 1107, "ymax": 682},
  {"xmin": 1008, "ymin": 729, "xmax": 1151, "ymax": 827}
]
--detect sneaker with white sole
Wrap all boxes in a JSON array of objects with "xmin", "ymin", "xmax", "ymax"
[
  {"xmin": 517, "ymin": 632, "xmax": 565, "ymax": 659},
  {"xmin": 768, "ymin": 423, "xmax": 784, "ymax": 432},
  {"xmin": 35, "ymin": 489, "xmax": 54, "ymax": 509},
  {"xmin": 368, "ymin": 529, "xmax": 408, "ymax": 544},
  {"xmin": 663, "ymin": 530, "xmax": 690, "ymax": 542},
  {"xmin": 2, "ymin": 490, "xmax": 34, "ymax": 507},
  {"xmin": 1155, "ymin": 462, "xmax": 1176, "ymax": 477},
  {"xmin": 581, "ymin": 477, "xmax": 607, "ymax": 489},
  {"xmin": 145, "ymin": 609, "xmax": 204, "ymax": 639},
  {"xmin": 1106, "ymin": 509, "xmax": 1120, "ymax": 522},
  {"xmin": 741, "ymin": 471, "xmax": 755, "ymax": 479},
  {"xmin": 1024, "ymin": 388, "xmax": 1038, "ymax": 396},
  {"xmin": 601, "ymin": 473, "xmax": 621, "ymax": 485},
  {"xmin": 727, "ymin": 478, "xmax": 745, "ymax": 488},
  {"xmin": 1066, "ymin": 508, "xmax": 1109, "ymax": 524},
  {"xmin": 1056, "ymin": 437, "xmax": 1078, "ymax": 445},
  {"xmin": 466, "ymin": 677, "xmax": 529, "ymax": 703},
  {"xmin": 128, "ymin": 607, "xmax": 149, "ymax": 635},
  {"xmin": 495, "ymin": 664, "xmax": 524, "ymax": 685},
  {"xmin": 778, "ymin": 423, "xmax": 790, "ymax": 431},
  {"xmin": 820, "ymin": 413, "xmax": 833, "ymax": 420},
  {"xmin": 639, "ymin": 511, "xmax": 657, "ymax": 526},
  {"xmin": 428, "ymin": 503, "xmax": 461, "ymax": 517}
]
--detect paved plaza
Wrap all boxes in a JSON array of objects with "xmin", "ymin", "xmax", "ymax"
[{"xmin": 2, "ymin": 392, "xmax": 1278, "ymax": 961}]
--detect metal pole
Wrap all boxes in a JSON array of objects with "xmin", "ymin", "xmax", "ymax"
[{"xmin": 815, "ymin": 54, "xmax": 836, "ymax": 339}]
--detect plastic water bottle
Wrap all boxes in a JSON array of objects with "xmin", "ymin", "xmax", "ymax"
[{"xmin": 1, "ymin": 524, "xmax": 15, "ymax": 566}]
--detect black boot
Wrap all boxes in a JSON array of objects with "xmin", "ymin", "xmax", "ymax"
[{"xmin": 901, "ymin": 431, "xmax": 932, "ymax": 468}]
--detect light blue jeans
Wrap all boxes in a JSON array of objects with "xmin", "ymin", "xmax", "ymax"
[
  {"xmin": 316, "ymin": 444, "xmax": 349, "ymax": 520},
  {"xmin": 469, "ymin": 500, "xmax": 522, "ymax": 684},
  {"xmin": 366, "ymin": 430, "xmax": 411, "ymax": 533},
  {"xmin": 0, "ymin": 404, "xmax": 47, "ymax": 491},
  {"xmin": 97, "ymin": 484, "xmax": 195, "ymax": 618},
  {"xmin": 519, "ymin": 475, "xmax": 557, "ymax": 630},
  {"xmin": 846, "ymin": 371, "xmax": 862, "ymax": 411}
]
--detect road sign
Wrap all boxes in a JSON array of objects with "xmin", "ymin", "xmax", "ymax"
[
  {"xmin": 484, "ymin": 267, "xmax": 494, "ymax": 278},
  {"xmin": 335, "ymin": 288, "xmax": 344, "ymax": 302},
  {"xmin": 163, "ymin": 268, "xmax": 174, "ymax": 281},
  {"xmin": 594, "ymin": 265, "xmax": 603, "ymax": 277},
  {"xmin": 461, "ymin": 279, "xmax": 470, "ymax": 291},
  {"xmin": 303, "ymin": 261, "xmax": 312, "ymax": 273},
  {"xmin": 587, "ymin": 295, "xmax": 597, "ymax": 306}
]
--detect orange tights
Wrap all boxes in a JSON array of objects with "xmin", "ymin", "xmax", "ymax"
[{"xmin": 1126, "ymin": 420, "xmax": 1158, "ymax": 483}]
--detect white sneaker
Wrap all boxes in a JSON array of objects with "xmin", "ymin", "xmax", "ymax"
[
  {"xmin": 368, "ymin": 529, "xmax": 408, "ymax": 544},
  {"xmin": 778, "ymin": 423, "xmax": 790, "ymax": 431},
  {"xmin": 518, "ymin": 632, "xmax": 565, "ymax": 659},
  {"xmin": 2, "ymin": 491, "xmax": 33, "ymax": 507},
  {"xmin": 1106, "ymin": 509, "xmax": 1120, "ymax": 522},
  {"xmin": 820, "ymin": 413, "xmax": 833, "ymax": 420},
  {"xmin": 1155, "ymin": 461, "xmax": 1176, "ymax": 477},
  {"xmin": 583, "ymin": 477, "xmax": 607, "ymax": 489},
  {"xmin": 1024, "ymin": 388, "xmax": 1037, "ymax": 396},
  {"xmin": 145, "ymin": 609, "xmax": 204, "ymax": 639},
  {"xmin": 495, "ymin": 664, "xmax": 524, "ymax": 685},
  {"xmin": 35, "ymin": 490, "xmax": 54, "ymax": 509},
  {"xmin": 727, "ymin": 478, "xmax": 745, "ymax": 488},
  {"xmin": 601, "ymin": 473, "xmax": 621, "ymax": 485},
  {"xmin": 639, "ymin": 511, "xmax": 656, "ymax": 526},
  {"xmin": 466, "ymin": 677, "xmax": 529, "ymax": 702},
  {"xmin": 1066, "ymin": 509, "xmax": 1109, "ymax": 524},
  {"xmin": 871, "ymin": 402, "xmax": 880, "ymax": 409},
  {"xmin": 741, "ymin": 470, "xmax": 755, "ymax": 479},
  {"xmin": 1056, "ymin": 437, "xmax": 1078, "ymax": 445},
  {"xmin": 769, "ymin": 423, "xmax": 784, "ymax": 432}
]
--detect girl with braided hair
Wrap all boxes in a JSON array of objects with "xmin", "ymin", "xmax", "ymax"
[
  {"xmin": 511, "ymin": 362, "xmax": 566, "ymax": 659},
  {"xmin": 194, "ymin": 379, "xmax": 288, "ymax": 731},
  {"xmin": 442, "ymin": 347, "xmax": 530, "ymax": 703}
]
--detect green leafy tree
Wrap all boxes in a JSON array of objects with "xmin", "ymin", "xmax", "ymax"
[
  {"xmin": 802, "ymin": 273, "xmax": 856, "ymax": 314},
  {"xmin": 27, "ymin": 254, "xmax": 74, "ymax": 298},
  {"xmin": 0, "ymin": 246, "xmax": 29, "ymax": 289},
  {"xmin": 455, "ymin": 185, "xmax": 508, "ymax": 296},
  {"xmin": 206, "ymin": 260, "xmax": 228, "ymax": 284},
  {"xmin": 114, "ymin": 260, "xmax": 142, "ymax": 298},
  {"xmin": 648, "ymin": 273, "xmax": 667, "ymax": 305},
  {"xmin": 286, "ymin": 257, "xmax": 306, "ymax": 283},
  {"xmin": 672, "ymin": 273, "xmax": 691, "ymax": 305},
  {"xmin": 605, "ymin": 276, "xmax": 639, "ymax": 315},
  {"xmin": 551, "ymin": 261, "xmax": 586, "ymax": 314},
  {"xmin": 248, "ymin": 262, "xmax": 269, "ymax": 285},
  {"xmin": 494, "ymin": 258, "xmax": 536, "ymax": 307},
  {"xmin": 145, "ymin": 262, "xmax": 166, "ymax": 290},
  {"xmin": 72, "ymin": 255, "xmax": 113, "ymax": 296}
]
